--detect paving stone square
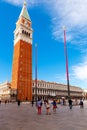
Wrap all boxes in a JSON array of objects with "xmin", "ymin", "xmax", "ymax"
[{"xmin": 0, "ymin": 101, "xmax": 87, "ymax": 130}]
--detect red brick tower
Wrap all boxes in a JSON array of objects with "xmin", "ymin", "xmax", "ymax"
[{"xmin": 12, "ymin": 1, "xmax": 33, "ymax": 101}]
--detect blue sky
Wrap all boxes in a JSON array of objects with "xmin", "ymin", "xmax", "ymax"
[{"xmin": 0, "ymin": 0, "xmax": 87, "ymax": 89}]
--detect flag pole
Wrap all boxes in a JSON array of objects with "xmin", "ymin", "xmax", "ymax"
[
  {"xmin": 35, "ymin": 43, "xmax": 38, "ymax": 105},
  {"xmin": 63, "ymin": 26, "xmax": 70, "ymax": 99}
]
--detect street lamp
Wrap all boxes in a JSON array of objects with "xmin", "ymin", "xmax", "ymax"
[
  {"xmin": 35, "ymin": 43, "xmax": 38, "ymax": 104},
  {"xmin": 63, "ymin": 26, "xmax": 70, "ymax": 99}
]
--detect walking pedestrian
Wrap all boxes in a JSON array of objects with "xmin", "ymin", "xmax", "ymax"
[
  {"xmin": 5, "ymin": 100, "xmax": 7, "ymax": 105},
  {"xmin": 18, "ymin": 100, "xmax": 20, "ymax": 106},
  {"xmin": 45, "ymin": 100, "xmax": 51, "ymax": 115},
  {"xmin": 36, "ymin": 98, "xmax": 42, "ymax": 114},
  {"xmin": 31, "ymin": 100, "xmax": 34, "ymax": 107},
  {"xmin": 0, "ymin": 100, "xmax": 1, "ymax": 105},
  {"xmin": 79, "ymin": 99, "xmax": 84, "ymax": 108},
  {"xmin": 52, "ymin": 100, "xmax": 57, "ymax": 113},
  {"xmin": 68, "ymin": 98, "xmax": 73, "ymax": 109}
]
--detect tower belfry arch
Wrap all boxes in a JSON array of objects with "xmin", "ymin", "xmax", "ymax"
[{"xmin": 12, "ymin": 1, "xmax": 33, "ymax": 101}]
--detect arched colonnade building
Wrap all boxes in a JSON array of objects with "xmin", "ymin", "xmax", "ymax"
[
  {"xmin": 0, "ymin": 80, "xmax": 83, "ymax": 102},
  {"xmin": 32, "ymin": 80, "xmax": 83, "ymax": 101}
]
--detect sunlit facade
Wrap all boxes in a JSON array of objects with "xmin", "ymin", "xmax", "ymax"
[
  {"xmin": 32, "ymin": 80, "xmax": 83, "ymax": 100},
  {"xmin": 0, "ymin": 80, "xmax": 83, "ymax": 101},
  {"xmin": 0, "ymin": 81, "xmax": 11, "ymax": 101}
]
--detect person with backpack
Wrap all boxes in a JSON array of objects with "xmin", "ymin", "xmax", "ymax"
[
  {"xmin": 52, "ymin": 100, "xmax": 57, "ymax": 113},
  {"xmin": 36, "ymin": 98, "xmax": 42, "ymax": 114}
]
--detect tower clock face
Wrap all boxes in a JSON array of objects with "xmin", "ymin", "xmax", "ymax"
[{"xmin": 24, "ymin": 21, "xmax": 28, "ymax": 27}]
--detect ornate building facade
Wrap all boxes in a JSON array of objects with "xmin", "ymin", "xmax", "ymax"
[
  {"xmin": 32, "ymin": 80, "xmax": 83, "ymax": 101},
  {"xmin": 0, "ymin": 80, "xmax": 83, "ymax": 101},
  {"xmin": 0, "ymin": 81, "xmax": 11, "ymax": 101}
]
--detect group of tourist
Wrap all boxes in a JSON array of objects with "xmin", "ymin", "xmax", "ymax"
[
  {"xmin": 36, "ymin": 98, "xmax": 58, "ymax": 115},
  {"xmin": 35, "ymin": 98, "xmax": 84, "ymax": 115}
]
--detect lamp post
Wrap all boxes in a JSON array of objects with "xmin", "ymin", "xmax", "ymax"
[
  {"xmin": 47, "ymin": 88, "xmax": 49, "ymax": 100},
  {"xmin": 63, "ymin": 26, "xmax": 70, "ymax": 99},
  {"xmin": 35, "ymin": 44, "xmax": 38, "ymax": 104}
]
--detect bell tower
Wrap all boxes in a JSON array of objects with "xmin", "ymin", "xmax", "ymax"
[{"xmin": 12, "ymin": 1, "xmax": 32, "ymax": 101}]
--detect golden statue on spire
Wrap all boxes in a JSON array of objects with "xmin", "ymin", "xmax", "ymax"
[{"xmin": 24, "ymin": 0, "xmax": 26, "ymax": 7}]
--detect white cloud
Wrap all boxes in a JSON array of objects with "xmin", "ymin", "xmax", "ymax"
[
  {"xmin": 3, "ymin": 0, "xmax": 87, "ymax": 52},
  {"xmin": 55, "ymin": 58, "xmax": 87, "ymax": 88},
  {"xmin": 55, "ymin": 61, "xmax": 87, "ymax": 88},
  {"xmin": 4, "ymin": 0, "xmax": 87, "ymax": 36},
  {"xmin": 72, "ymin": 60, "xmax": 87, "ymax": 80},
  {"xmin": 46, "ymin": 0, "xmax": 87, "ymax": 44},
  {"xmin": 3, "ymin": 0, "xmax": 23, "ymax": 6},
  {"xmin": 69, "ymin": 60, "xmax": 87, "ymax": 88},
  {"xmin": 3, "ymin": 0, "xmax": 48, "ymax": 6}
]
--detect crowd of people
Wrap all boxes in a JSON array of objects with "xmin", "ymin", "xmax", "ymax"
[
  {"xmin": 0, "ymin": 98, "xmax": 84, "ymax": 114},
  {"xmin": 35, "ymin": 98, "xmax": 84, "ymax": 115},
  {"xmin": 36, "ymin": 98, "xmax": 57, "ymax": 115}
]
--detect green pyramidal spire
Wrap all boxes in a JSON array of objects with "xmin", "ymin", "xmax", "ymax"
[{"xmin": 19, "ymin": 1, "xmax": 31, "ymax": 21}]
